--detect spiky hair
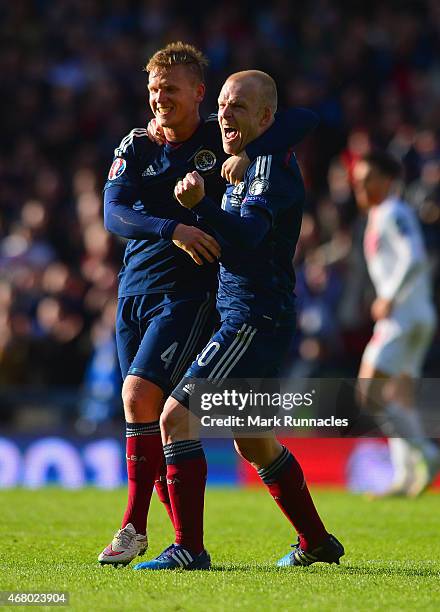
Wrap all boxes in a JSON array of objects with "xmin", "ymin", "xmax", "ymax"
[{"xmin": 145, "ymin": 41, "xmax": 208, "ymax": 82}]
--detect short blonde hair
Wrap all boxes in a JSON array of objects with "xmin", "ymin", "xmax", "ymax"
[{"xmin": 145, "ymin": 41, "xmax": 208, "ymax": 82}]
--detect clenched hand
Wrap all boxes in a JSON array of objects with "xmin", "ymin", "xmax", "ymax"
[{"xmin": 174, "ymin": 171, "xmax": 205, "ymax": 209}]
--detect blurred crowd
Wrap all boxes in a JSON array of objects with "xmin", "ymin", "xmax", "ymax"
[{"xmin": 1, "ymin": 0, "xmax": 439, "ymax": 420}]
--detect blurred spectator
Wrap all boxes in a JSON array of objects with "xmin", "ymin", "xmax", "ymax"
[
  {"xmin": 289, "ymin": 257, "xmax": 343, "ymax": 378},
  {"xmin": 78, "ymin": 299, "xmax": 122, "ymax": 432}
]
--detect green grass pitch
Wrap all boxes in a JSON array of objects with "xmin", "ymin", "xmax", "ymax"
[{"xmin": 1, "ymin": 487, "xmax": 439, "ymax": 611}]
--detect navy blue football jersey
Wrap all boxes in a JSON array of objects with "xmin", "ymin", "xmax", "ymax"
[
  {"xmin": 104, "ymin": 116, "xmax": 223, "ymax": 297},
  {"xmin": 216, "ymin": 152, "xmax": 305, "ymax": 323},
  {"xmin": 103, "ymin": 109, "xmax": 317, "ymax": 298}
]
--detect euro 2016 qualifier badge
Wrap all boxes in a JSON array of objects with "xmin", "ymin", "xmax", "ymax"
[
  {"xmin": 108, "ymin": 158, "xmax": 126, "ymax": 180},
  {"xmin": 194, "ymin": 149, "xmax": 217, "ymax": 173},
  {"xmin": 248, "ymin": 178, "xmax": 269, "ymax": 195}
]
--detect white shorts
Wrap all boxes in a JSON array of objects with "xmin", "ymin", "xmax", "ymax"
[{"xmin": 362, "ymin": 304, "xmax": 437, "ymax": 377}]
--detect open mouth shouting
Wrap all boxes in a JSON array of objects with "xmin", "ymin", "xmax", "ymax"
[{"xmin": 222, "ymin": 125, "xmax": 239, "ymax": 145}]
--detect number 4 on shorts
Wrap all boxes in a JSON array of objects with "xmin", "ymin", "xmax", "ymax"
[{"xmin": 160, "ymin": 341, "xmax": 179, "ymax": 369}]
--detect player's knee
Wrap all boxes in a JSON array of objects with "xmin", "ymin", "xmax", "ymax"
[
  {"xmin": 159, "ymin": 402, "xmax": 173, "ymax": 434},
  {"xmin": 122, "ymin": 390, "xmax": 144, "ymax": 421},
  {"xmin": 234, "ymin": 438, "xmax": 282, "ymax": 470},
  {"xmin": 160, "ymin": 398, "xmax": 188, "ymax": 439},
  {"xmin": 356, "ymin": 377, "xmax": 386, "ymax": 413},
  {"xmin": 233, "ymin": 439, "xmax": 257, "ymax": 463},
  {"xmin": 355, "ymin": 379, "xmax": 368, "ymax": 410},
  {"xmin": 121, "ymin": 376, "xmax": 162, "ymax": 421}
]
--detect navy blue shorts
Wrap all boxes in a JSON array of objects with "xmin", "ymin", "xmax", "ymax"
[
  {"xmin": 116, "ymin": 291, "xmax": 216, "ymax": 394},
  {"xmin": 171, "ymin": 315, "xmax": 295, "ymax": 407}
]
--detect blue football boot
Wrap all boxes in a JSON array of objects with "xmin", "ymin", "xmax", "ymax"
[
  {"xmin": 277, "ymin": 534, "xmax": 344, "ymax": 567},
  {"xmin": 134, "ymin": 544, "xmax": 211, "ymax": 570}
]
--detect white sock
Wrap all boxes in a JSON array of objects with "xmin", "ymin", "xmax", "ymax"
[
  {"xmin": 383, "ymin": 403, "xmax": 439, "ymax": 461},
  {"xmin": 387, "ymin": 438, "xmax": 412, "ymax": 487}
]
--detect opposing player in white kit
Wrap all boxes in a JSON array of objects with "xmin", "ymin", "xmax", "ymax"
[{"xmin": 353, "ymin": 151, "xmax": 439, "ymax": 497}]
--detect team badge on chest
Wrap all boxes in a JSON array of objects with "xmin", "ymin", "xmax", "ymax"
[{"xmin": 194, "ymin": 149, "xmax": 217, "ymax": 172}]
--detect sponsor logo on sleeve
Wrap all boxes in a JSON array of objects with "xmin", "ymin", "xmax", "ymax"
[{"xmin": 108, "ymin": 158, "xmax": 127, "ymax": 180}]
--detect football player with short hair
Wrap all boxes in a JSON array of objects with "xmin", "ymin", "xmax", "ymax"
[
  {"xmin": 98, "ymin": 42, "xmax": 319, "ymax": 565},
  {"xmin": 134, "ymin": 70, "xmax": 344, "ymax": 571},
  {"xmin": 353, "ymin": 151, "xmax": 439, "ymax": 497}
]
